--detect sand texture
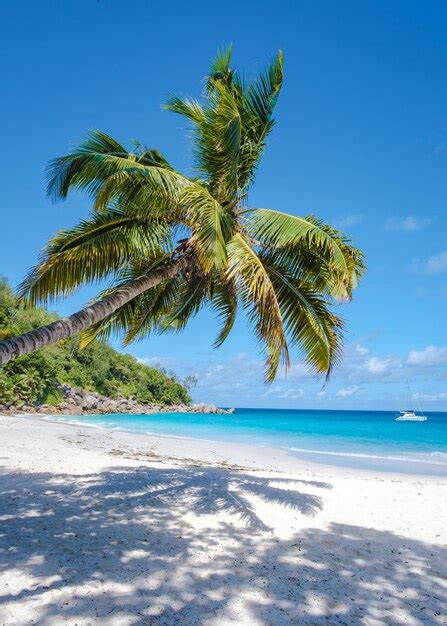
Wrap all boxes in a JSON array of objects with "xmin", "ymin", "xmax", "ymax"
[{"xmin": 0, "ymin": 414, "xmax": 445, "ymax": 625}]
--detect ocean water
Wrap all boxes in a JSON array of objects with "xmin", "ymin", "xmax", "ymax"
[{"xmin": 52, "ymin": 408, "xmax": 447, "ymax": 476}]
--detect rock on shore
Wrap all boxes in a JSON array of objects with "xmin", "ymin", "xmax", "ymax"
[{"xmin": 0, "ymin": 383, "xmax": 234, "ymax": 415}]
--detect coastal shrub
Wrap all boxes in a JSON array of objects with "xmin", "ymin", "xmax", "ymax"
[
  {"xmin": 0, "ymin": 278, "xmax": 191, "ymax": 407},
  {"xmin": 0, "ymin": 371, "xmax": 14, "ymax": 404}
]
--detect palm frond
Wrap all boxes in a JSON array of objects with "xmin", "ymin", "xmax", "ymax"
[
  {"xmin": 46, "ymin": 130, "xmax": 178, "ymax": 202},
  {"xmin": 182, "ymin": 186, "xmax": 235, "ymax": 271},
  {"xmin": 211, "ymin": 277, "xmax": 238, "ymax": 348},
  {"xmin": 247, "ymin": 209, "xmax": 349, "ymax": 277},
  {"xmin": 262, "ymin": 254, "xmax": 343, "ymax": 377},
  {"xmin": 206, "ymin": 44, "xmax": 233, "ymax": 91},
  {"xmin": 236, "ymin": 51, "xmax": 283, "ymax": 191},
  {"xmin": 123, "ymin": 277, "xmax": 182, "ymax": 344},
  {"xmin": 166, "ymin": 48, "xmax": 284, "ymax": 199},
  {"xmin": 227, "ymin": 233, "xmax": 289, "ymax": 381},
  {"xmin": 78, "ymin": 250, "xmax": 179, "ymax": 347},
  {"xmin": 93, "ymin": 166, "xmax": 191, "ymax": 215},
  {"xmin": 19, "ymin": 211, "xmax": 170, "ymax": 306},
  {"xmin": 244, "ymin": 51, "xmax": 283, "ymax": 125},
  {"xmin": 133, "ymin": 146, "xmax": 174, "ymax": 170},
  {"xmin": 158, "ymin": 274, "xmax": 210, "ymax": 332},
  {"xmin": 265, "ymin": 216, "xmax": 365, "ymax": 300},
  {"xmin": 192, "ymin": 86, "xmax": 242, "ymax": 200},
  {"xmin": 164, "ymin": 96, "xmax": 206, "ymax": 124}
]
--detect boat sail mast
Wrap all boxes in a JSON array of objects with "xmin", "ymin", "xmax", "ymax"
[{"xmin": 395, "ymin": 379, "xmax": 427, "ymax": 421}]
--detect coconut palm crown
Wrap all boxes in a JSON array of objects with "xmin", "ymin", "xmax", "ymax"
[{"xmin": 0, "ymin": 47, "xmax": 364, "ymax": 380}]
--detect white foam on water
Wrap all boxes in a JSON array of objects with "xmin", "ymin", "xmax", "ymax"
[{"xmin": 288, "ymin": 446, "xmax": 447, "ymax": 466}]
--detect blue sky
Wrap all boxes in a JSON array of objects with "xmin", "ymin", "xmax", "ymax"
[{"xmin": 1, "ymin": 1, "xmax": 447, "ymax": 410}]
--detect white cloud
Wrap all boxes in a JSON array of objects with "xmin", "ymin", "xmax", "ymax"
[
  {"xmin": 283, "ymin": 388, "xmax": 305, "ymax": 400},
  {"xmin": 425, "ymin": 251, "xmax": 447, "ymax": 274},
  {"xmin": 264, "ymin": 385, "xmax": 283, "ymax": 396},
  {"xmin": 385, "ymin": 216, "xmax": 433, "ymax": 232},
  {"xmin": 334, "ymin": 342, "xmax": 403, "ymax": 383},
  {"xmin": 365, "ymin": 356, "xmax": 399, "ymax": 376},
  {"xmin": 355, "ymin": 344, "xmax": 369, "ymax": 355},
  {"xmin": 137, "ymin": 356, "xmax": 182, "ymax": 369},
  {"xmin": 334, "ymin": 214, "xmax": 363, "ymax": 229},
  {"xmin": 414, "ymin": 391, "xmax": 447, "ymax": 402},
  {"xmin": 264, "ymin": 386, "xmax": 305, "ymax": 400},
  {"xmin": 335, "ymin": 385, "xmax": 360, "ymax": 398},
  {"xmin": 196, "ymin": 353, "xmax": 263, "ymax": 392},
  {"xmin": 412, "ymin": 251, "xmax": 447, "ymax": 274},
  {"xmin": 278, "ymin": 362, "xmax": 315, "ymax": 380},
  {"xmin": 407, "ymin": 346, "xmax": 447, "ymax": 367}
]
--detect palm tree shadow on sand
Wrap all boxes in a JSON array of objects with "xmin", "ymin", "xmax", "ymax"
[
  {"xmin": 0, "ymin": 465, "xmax": 445, "ymax": 625},
  {"xmin": 87, "ymin": 466, "xmax": 329, "ymax": 529}
]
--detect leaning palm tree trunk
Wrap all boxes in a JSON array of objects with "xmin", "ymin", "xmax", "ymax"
[{"xmin": 0, "ymin": 257, "xmax": 185, "ymax": 365}]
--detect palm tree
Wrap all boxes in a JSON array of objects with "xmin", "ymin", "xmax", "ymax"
[{"xmin": 0, "ymin": 47, "xmax": 364, "ymax": 380}]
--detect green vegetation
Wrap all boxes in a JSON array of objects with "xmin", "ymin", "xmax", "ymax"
[
  {"xmin": 0, "ymin": 48, "xmax": 364, "ymax": 379},
  {"xmin": 0, "ymin": 278, "xmax": 191, "ymax": 407}
]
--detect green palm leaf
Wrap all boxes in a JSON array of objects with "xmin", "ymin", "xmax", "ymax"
[
  {"xmin": 244, "ymin": 51, "xmax": 283, "ymax": 125},
  {"xmin": 182, "ymin": 186, "xmax": 235, "ymax": 271},
  {"xmin": 78, "ymin": 251, "xmax": 180, "ymax": 348},
  {"xmin": 164, "ymin": 96, "xmax": 206, "ymax": 124},
  {"xmin": 93, "ymin": 166, "xmax": 191, "ymax": 216},
  {"xmin": 158, "ymin": 275, "xmax": 210, "ymax": 332},
  {"xmin": 211, "ymin": 277, "xmax": 238, "ymax": 348},
  {"xmin": 206, "ymin": 44, "xmax": 234, "ymax": 91},
  {"xmin": 19, "ymin": 210, "xmax": 169, "ymax": 306},
  {"xmin": 227, "ymin": 233, "xmax": 289, "ymax": 381},
  {"xmin": 247, "ymin": 209, "xmax": 349, "ymax": 277},
  {"xmin": 46, "ymin": 130, "xmax": 180, "ymax": 203},
  {"xmin": 263, "ymin": 254, "xmax": 343, "ymax": 377}
]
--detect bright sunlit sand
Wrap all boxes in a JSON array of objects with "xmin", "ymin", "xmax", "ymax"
[{"xmin": 0, "ymin": 414, "xmax": 445, "ymax": 625}]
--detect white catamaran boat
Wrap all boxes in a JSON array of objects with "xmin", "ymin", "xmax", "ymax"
[{"xmin": 395, "ymin": 380, "xmax": 427, "ymax": 421}]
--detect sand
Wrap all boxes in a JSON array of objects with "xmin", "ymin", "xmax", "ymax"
[{"xmin": 0, "ymin": 414, "xmax": 445, "ymax": 625}]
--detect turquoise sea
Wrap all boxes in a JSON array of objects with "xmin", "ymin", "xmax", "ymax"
[{"xmin": 53, "ymin": 408, "xmax": 447, "ymax": 476}]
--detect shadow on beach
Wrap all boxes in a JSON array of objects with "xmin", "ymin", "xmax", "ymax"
[{"xmin": 0, "ymin": 464, "xmax": 445, "ymax": 625}]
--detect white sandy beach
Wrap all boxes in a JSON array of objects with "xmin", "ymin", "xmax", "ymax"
[{"xmin": 0, "ymin": 414, "xmax": 445, "ymax": 625}]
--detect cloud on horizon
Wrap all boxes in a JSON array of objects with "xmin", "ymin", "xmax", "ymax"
[
  {"xmin": 264, "ymin": 386, "xmax": 306, "ymax": 400},
  {"xmin": 136, "ymin": 341, "xmax": 447, "ymax": 410},
  {"xmin": 335, "ymin": 385, "xmax": 360, "ymax": 398},
  {"xmin": 407, "ymin": 346, "xmax": 447, "ymax": 367}
]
